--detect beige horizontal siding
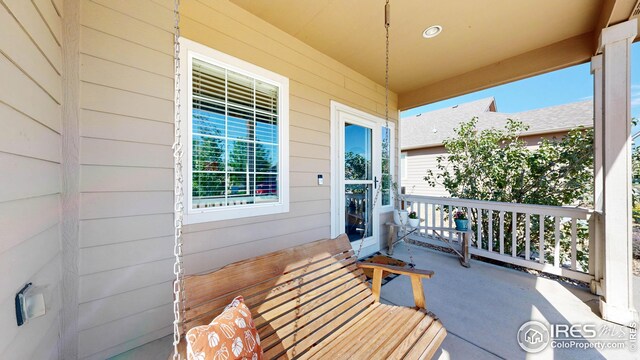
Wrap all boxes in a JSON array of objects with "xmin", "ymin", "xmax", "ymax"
[
  {"xmin": 404, "ymin": 147, "xmax": 450, "ymax": 197},
  {"xmin": 79, "ymin": 213, "xmax": 174, "ymax": 248},
  {"xmin": 74, "ymin": 0, "xmax": 399, "ymax": 358},
  {"xmin": 77, "ymin": 281, "xmax": 171, "ymax": 331},
  {"xmin": 0, "ymin": 103, "xmax": 61, "ymax": 162},
  {"xmin": 184, "ymin": 226, "xmax": 332, "ymax": 275},
  {"xmin": 77, "ymin": 303, "xmax": 173, "ymax": 358},
  {"xmin": 0, "ymin": 1, "xmax": 62, "ymax": 358},
  {"xmin": 0, "ymin": 152, "xmax": 61, "ymax": 203},
  {"xmin": 80, "ymin": 109, "xmax": 174, "ymax": 145},
  {"xmin": 79, "ymin": 258, "xmax": 174, "ymax": 304},
  {"xmin": 76, "ymin": 4, "xmax": 175, "ymax": 353},
  {"xmin": 0, "ymin": 1, "xmax": 61, "ymax": 101}
]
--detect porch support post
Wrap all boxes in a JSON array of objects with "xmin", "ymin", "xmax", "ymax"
[
  {"xmin": 598, "ymin": 18, "xmax": 638, "ymax": 326},
  {"xmin": 589, "ymin": 55, "xmax": 604, "ymax": 295}
]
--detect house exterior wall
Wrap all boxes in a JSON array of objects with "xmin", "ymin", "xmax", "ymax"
[
  {"xmin": 402, "ymin": 131, "xmax": 572, "ymax": 197},
  {"xmin": 0, "ymin": 0, "xmax": 64, "ymax": 359},
  {"xmin": 74, "ymin": 0, "xmax": 398, "ymax": 359},
  {"xmin": 75, "ymin": 1, "xmax": 175, "ymax": 358},
  {"xmin": 179, "ymin": 0, "xmax": 398, "ymax": 272}
]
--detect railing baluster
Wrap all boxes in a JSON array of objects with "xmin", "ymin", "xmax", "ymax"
[
  {"xmin": 488, "ymin": 209, "xmax": 493, "ymax": 252},
  {"xmin": 467, "ymin": 205, "xmax": 472, "ymax": 245},
  {"xmin": 525, "ymin": 213, "xmax": 530, "ymax": 260},
  {"xmin": 512, "ymin": 212, "xmax": 517, "ymax": 257},
  {"xmin": 499, "ymin": 211, "xmax": 505, "ymax": 255},
  {"xmin": 431, "ymin": 203, "xmax": 435, "ymax": 236},
  {"xmin": 571, "ymin": 218, "xmax": 577, "ymax": 270},
  {"xmin": 398, "ymin": 194, "xmax": 593, "ymax": 282},
  {"xmin": 554, "ymin": 216, "xmax": 561, "ymax": 268},
  {"xmin": 417, "ymin": 202, "xmax": 422, "ymax": 236},
  {"xmin": 477, "ymin": 209, "xmax": 483, "ymax": 249},
  {"xmin": 448, "ymin": 205, "xmax": 453, "ymax": 241},
  {"xmin": 539, "ymin": 214, "xmax": 545, "ymax": 264}
]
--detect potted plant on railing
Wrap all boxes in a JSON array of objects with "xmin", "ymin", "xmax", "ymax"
[
  {"xmin": 453, "ymin": 210, "xmax": 469, "ymax": 231},
  {"xmin": 408, "ymin": 211, "xmax": 420, "ymax": 228}
]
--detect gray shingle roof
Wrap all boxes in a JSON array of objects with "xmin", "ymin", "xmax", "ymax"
[{"xmin": 401, "ymin": 97, "xmax": 593, "ymax": 149}]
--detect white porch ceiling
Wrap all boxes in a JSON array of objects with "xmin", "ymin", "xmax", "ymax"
[{"xmin": 230, "ymin": 0, "xmax": 639, "ymax": 109}]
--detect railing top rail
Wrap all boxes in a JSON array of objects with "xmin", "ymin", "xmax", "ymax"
[{"xmin": 403, "ymin": 194, "xmax": 592, "ymax": 219}]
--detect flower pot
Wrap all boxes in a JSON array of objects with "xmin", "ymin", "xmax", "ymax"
[
  {"xmin": 454, "ymin": 219, "xmax": 469, "ymax": 231},
  {"xmin": 394, "ymin": 210, "xmax": 408, "ymax": 225},
  {"xmin": 408, "ymin": 218, "xmax": 420, "ymax": 228}
]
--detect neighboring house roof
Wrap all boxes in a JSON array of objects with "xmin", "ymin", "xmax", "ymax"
[{"xmin": 401, "ymin": 97, "xmax": 593, "ymax": 150}]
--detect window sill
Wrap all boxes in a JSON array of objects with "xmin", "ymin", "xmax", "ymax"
[{"xmin": 183, "ymin": 202, "xmax": 289, "ymax": 224}]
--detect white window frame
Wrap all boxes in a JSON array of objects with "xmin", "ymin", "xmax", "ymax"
[
  {"xmin": 380, "ymin": 122, "xmax": 395, "ymax": 213},
  {"xmin": 179, "ymin": 38, "xmax": 289, "ymax": 224}
]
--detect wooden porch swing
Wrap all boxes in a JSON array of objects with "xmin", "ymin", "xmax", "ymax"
[
  {"xmin": 171, "ymin": 234, "xmax": 446, "ymax": 359},
  {"xmin": 170, "ymin": 1, "xmax": 446, "ymax": 358}
]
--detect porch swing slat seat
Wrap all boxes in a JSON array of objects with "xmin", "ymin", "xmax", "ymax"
[{"xmin": 173, "ymin": 234, "xmax": 446, "ymax": 359}]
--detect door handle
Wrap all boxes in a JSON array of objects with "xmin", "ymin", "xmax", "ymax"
[{"xmin": 374, "ymin": 176, "xmax": 378, "ymax": 189}]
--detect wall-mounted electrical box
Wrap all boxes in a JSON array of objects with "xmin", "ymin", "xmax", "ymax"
[{"xmin": 15, "ymin": 283, "xmax": 46, "ymax": 326}]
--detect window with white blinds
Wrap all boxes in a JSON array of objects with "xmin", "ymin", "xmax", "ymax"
[{"xmin": 182, "ymin": 39, "xmax": 289, "ymax": 223}]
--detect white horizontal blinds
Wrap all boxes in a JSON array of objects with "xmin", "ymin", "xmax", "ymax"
[
  {"xmin": 191, "ymin": 58, "xmax": 279, "ymax": 209},
  {"xmin": 381, "ymin": 126, "xmax": 391, "ymax": 206}
]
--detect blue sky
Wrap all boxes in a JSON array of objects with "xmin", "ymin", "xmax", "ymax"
[{"xmin": 401, "ymin": 42, "xmax": 640, "ymax": 135}]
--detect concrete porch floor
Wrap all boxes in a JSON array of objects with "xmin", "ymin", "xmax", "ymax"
[{"xmin": 111, "ymin": 243, "xmax": 639, "ymax": 360}]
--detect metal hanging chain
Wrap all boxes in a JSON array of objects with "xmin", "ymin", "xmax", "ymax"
[
  {"xmin": 172, "ymin": 0, "xmax": 186, "ymax": 359},
  {"xmin": 384, "ymin": 0, "xmax": 390, "ymax": 129},
  {"xmin": 355, "ymin": 0, "xmax": 416, "ymax": 266},
  {"xmin": 355, "ymin": 0, "xmax": 390, "ymax": 260}
]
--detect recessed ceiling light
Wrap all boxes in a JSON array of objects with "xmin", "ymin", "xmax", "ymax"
[{"xmin": 423, "ymin": 25, "xmax": 442, "ymax": 39}]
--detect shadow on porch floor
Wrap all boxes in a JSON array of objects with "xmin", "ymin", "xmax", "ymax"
[{"xmin": 111, "ymin": 243, "xmax": 638, "ymax": 360}]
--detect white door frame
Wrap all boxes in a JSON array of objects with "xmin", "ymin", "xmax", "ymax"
[{"xmin": 330, "ymin": 101, "xmax": 385, "ymax": 252}]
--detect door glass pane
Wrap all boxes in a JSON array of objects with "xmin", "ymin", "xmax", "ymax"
[
  {"xmin": 344, "ymin": 123, "xmax": 372, "ymax": 180},
  {"xmin": 381, "ymin": 126, "xmax": 391, "ymax": 206},
  {"xmin": 345, "ymin": 184, "xmax": 372, "ymax": 242}
]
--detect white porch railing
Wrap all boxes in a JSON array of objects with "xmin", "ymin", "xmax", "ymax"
[{"xmin": 403, "ymin": 195, "xmax": 595, "ymax": 283}]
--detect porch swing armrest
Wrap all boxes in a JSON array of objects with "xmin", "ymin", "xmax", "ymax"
[
  {"xmin": 356, "ymin": 263, "xmax": 435, "ymax": 278},
  {"xmin": 356, "ymin": 263, "xmax": 434, "ymax": 310}
]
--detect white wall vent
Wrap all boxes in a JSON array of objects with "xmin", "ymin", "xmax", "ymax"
[{"xmin": 630, "ymin": 0, "xmax": 640, "ymax": 19}]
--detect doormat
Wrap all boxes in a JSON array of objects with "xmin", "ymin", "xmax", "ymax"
[{"xmin": 360, "ymin": 252, "xmax": 415, "ymax": 286}]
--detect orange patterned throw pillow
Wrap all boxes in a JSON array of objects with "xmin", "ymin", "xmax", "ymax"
[{"xmin": 186, "ymin": 296, "xmax": 263, "ymax": 360}]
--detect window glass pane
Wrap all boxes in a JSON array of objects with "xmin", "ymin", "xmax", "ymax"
[
  {"xmin": 192, "ymin": 59, "xmax": 225, "ymax": 103},
  {"xmin": 193, "ymin": 135, "xmax": 225, "ymax": 171},
  {"xmin": 190, "ymin": 56, "xmax": 281, "ymax": 211},
  {"xmin": 227, "ymin": 70, "xmax": 254, "ymax": 109},
  {"xmin": 228, "ymin": 106, "xmax": 254, "ymax": 140},
  {"xmin": 255, "ymin": 174, "xmax": 278, "ymax": 203},
  {"xmin": 256, "ymin": 80, "xmax": 278, "ymax": 114},
  {"xmin": 228, "ymin": 140, "xmax": 251, "ymax": 172},
  {"xmin": 382, "ymin": 174, "xmax": 391, "ymax": 206},
  {"xmin": 192, "ymin": 173, "xmax": 225, "ymax": 208},
  {"xmin": 256, "ymin": 112, "xmax": 278, "ymax": 144},
  {"xmin": 256, "ymin": 144, "xmax": 278, "ymax": 173},
  {"xmin": 228, "ymin": 173, "xmax": 248, "ymax": 195},
  {"xmin": 345, "ymin": 184, "xmax": 373, "ymax": 241},
  {"xmin": 192, "ymin": 101, "xmax": 225, "ymax": 137},
  {"xmin": 344, "ymin": 123, "xmax": 372, "ymax": 181},
  {"xmin": 381, "ymin": 126, "xmax": 391, "ymax": 206}
]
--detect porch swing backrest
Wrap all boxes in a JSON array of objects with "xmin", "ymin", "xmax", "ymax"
[{"xmin": 174, "ymin": 234, "xmax": 447, "ymax": 359}]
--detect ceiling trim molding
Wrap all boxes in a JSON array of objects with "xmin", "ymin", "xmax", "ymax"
[{"xmin": 398, "ymin": 32, "xmax": 593, "ymax": 111}]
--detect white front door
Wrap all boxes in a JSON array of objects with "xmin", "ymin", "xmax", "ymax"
[{"xmin": 332, "ymin": 103, "xmax": 383, "ymax": 252}]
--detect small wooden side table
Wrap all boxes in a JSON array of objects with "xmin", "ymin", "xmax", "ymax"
[{"xmin": 385, "ymin": 222, "xmax": 472, "ymax": 268}]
